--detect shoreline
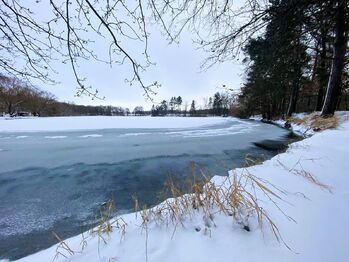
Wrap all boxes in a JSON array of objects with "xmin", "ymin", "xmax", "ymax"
[
  {"xmin": 10, "ymin": 112, "xmax": 349, "ymax": 262},
  {"xmin": 1, "ymin": 117, "xmax": 290, "ymax": 260}
]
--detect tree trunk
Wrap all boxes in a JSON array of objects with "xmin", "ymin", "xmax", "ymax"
[
  {"xmin": 316, "ymin": 81, "xmax": 325, "ymax": 111},
  {"xmin": 6, "ymin": 102, "xmax": 13, "ymax": 115},
  {"xmin": 316, "ymin": 28, "xmax": 328, "ymax": 111},
  {"xmin": 287, "ymin": 47, "xmax": 302, "ymax": 117},
  {"xmin": 321, "ymin": 0, "xmax": 348, "ymax": 116},
  {"xmin": 287, "ymin": 75, "xmax": 301, "ymax": 116},
  {"xmin": 7, "ymin": 104, "xmax": 11, "ymax": 115},
  {"xmin": 286, "ymin": 27, "xmax": 304, "ymax": 117}
]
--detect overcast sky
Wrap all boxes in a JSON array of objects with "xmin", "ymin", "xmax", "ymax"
[{"xmin": 30, "ymin": 3, "xmax": 245, "ymax": 111}]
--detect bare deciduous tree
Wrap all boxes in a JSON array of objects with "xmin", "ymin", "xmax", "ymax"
[
  {"xmin": 150, "ymin": 0, "xmax": 271, "ymax": 68},
  {"xmin": 0, "ymin": 75, "xmax": 27, "ymax": 114},
  {"xmin": 0, "ymin": 0, "xmax": 272, "ymax": 98},
  {"xmin": 0, "ymin": 0, "xmax": 160, "ymax": 98}
]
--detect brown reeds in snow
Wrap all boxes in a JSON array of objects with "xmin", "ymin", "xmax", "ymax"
[
  {"xmin": 287, "ymin": 114, "xmax": 338, "ymax": 132},
  {"xmin": 134, "ymin": 165, "xmax": 296, "ymax": 250},
  {"xmin": 90, "ymin": 200, "xmax": 128, "ymax": 244}
]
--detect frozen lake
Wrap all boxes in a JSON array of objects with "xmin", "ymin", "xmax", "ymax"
[{"xmin": 0, "ymin": 117, "xmax": 292, "ymax": 260}]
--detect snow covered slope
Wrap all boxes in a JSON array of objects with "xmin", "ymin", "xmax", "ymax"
[{"xmin": 6, "ymin": 113, "xmax": 349, "ymax": 262}]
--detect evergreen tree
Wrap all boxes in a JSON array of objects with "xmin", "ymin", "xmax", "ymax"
[
  {"xmin": 176, "ymin": 96, "xmax": 182, "ymax": 111},
  {"xmin": 169, "ymin": 97, "xmax": 176, "ymax": 113},
  {"xmin": 213, "ymin": 92, "xmax": 223, "ymax": 116},
  {"xmin": 240, "ymin": 0, "xmax": 310, "ymax": 119},
  {"xmin": 190, "ymin": 100, "xmax": 196, "ymax": 116}
]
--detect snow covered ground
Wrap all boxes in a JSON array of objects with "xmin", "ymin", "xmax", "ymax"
[
  {"xmin": 249, "ymin": 113, "xmax": 314, "ymax": 135},
  {"xmin": 3, "ymin": 113, "xmax": 349, "ymax": 262},
  {"xmin": 250, "ymin": 111, "xmax": 348, "ymax": 137},
  {"xmin": 0, "ymin": 116, "xmax": 229, "ymax": 132}
]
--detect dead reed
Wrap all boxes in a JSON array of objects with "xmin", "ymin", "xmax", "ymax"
[
  {"xmin": 277, "ymin": 158, "xmax": 332, "ymax": 192},
  {"xmin": 52, "ymin": 231, "xmax": 76, "ymax": 261},
  {"xmin": 90, "ymin": 200, "xmax": 128, "ymax": 244}
]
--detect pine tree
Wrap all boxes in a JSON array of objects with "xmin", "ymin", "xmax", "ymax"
[
  {"xmin": 176, "ymin": 96, "xmax": 182, "ymax": 111},
  {"xmin": 213, "ymin": 92, "xmax": 223, "ymax": 116},
  {"xmin": 190, "ymin": 100, "xmax": 196, "ymax": 116},
  {"xmin": 240, "ymin": 0, "xmax": 309, "ymax": 119}
]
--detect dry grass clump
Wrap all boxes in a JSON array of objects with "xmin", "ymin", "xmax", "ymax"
[
  {"xmin": 135, "ymin": 167, "xmax": 293, "ymax": 249},
  {"xmin": 287, "ymin": 116, "xmax": 308, "ymax": 125},
  {"xmin": 243, "ymin": 153, "xmax": 267, "ymax": 167},
  {"xmin": 136, "ymin": 156, "xmax": 332, "ymax": 251},
  {"xmin": 52, "ymin": 200, "xmax": 127, "ymax": 261},
  {"xmin": 310, "ymin": 115, "xmax": 338, "ymax": 131},
  {"xmin": 90, "ymin": 200, "xmax": 128, "ymax": 244},
  {"xmin": 287, "ymin": 114, "xmax": 338, "ymax": 132}
]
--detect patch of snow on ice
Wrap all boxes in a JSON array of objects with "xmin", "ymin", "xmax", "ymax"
[
  {"xmin": 163, "ymin": 123, "xmax": 258, "ymax": 138},
  {"xmin": 79, "ymin": 134, "xmax": 103, "ymax": 138},
  {"xmin": 44, "ymin": 136, "xmax": 67, "ymax": 139},
  {"xmin": 119, "ymin": 132, "xmax": 149, "ymax": 137}
]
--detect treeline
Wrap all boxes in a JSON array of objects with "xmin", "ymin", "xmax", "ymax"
[
  {"xmin": 0, "ymin": 75, "xmax": 239, "ymax": 118},
  {"xmin": 150, "ymin": 92, "xmax": 237, "ymax": 117},
  {"xmin": 0, "ymin": 75, "xmax": 134, "ymax": 117},
  {"xmin": 238, "ymin": 0, "xmax": 349, "ymax": 119},
  {"xmin": 55, "ymin": 103, "xmax": 130, "ymax": 116},
  {"xmin": 0, "ymin": 76, "xmax": 58, "ymax": 116}
]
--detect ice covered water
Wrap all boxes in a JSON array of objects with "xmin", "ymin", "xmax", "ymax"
[{"xmin": 0, "ymin": 118, "xmax": 291, "ymax": 260}]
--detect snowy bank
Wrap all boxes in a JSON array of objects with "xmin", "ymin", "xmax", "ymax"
[
  {"xmin": 0, "ymin": 116, "xmax": 230, "ymax": 132},
  {"xmin": 9, "ymin": 113, "xmax": 349, "ymax": 262},
  {"xmin": 251, "ymin": 111, "xmax": 347, "ymax": 137}
]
